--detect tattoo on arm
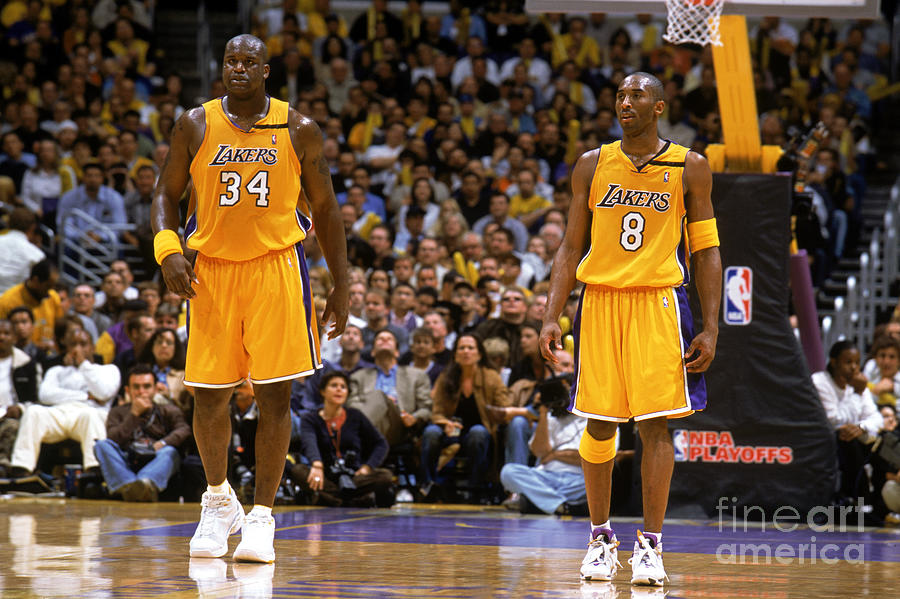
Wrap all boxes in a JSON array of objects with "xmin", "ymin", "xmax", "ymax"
[{"xmin": 313, "ymin": 153, "xmax": 329, "ymax": 176}]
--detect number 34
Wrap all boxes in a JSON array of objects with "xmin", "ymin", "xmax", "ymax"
[
  {"xmin": 619, "ymin": 212, "xmax": 645, "ymax": 251},
  {"xmin": 218, "ymin": 170, "xmax": 270, "ymax": 207}
]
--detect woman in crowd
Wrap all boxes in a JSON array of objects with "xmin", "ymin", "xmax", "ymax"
[
  {"xmin": 420, "ymin": 334, "xmax": 513, "ymax": 502},
  {"xmin": 137, "ymin": 327, "xmax": 190, "ymax": 413},
  {"xmin": 295, "ymin": 371, "xmax": 394, "ymax": 507}
]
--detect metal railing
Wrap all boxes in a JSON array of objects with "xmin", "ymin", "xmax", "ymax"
[
  {"xmin": 824, "ymin": 175, "xmax": 900, "ymax": 351},
  {"xmin": 57, "ymin": 209, "xmax": 138, "ymax": 286}
]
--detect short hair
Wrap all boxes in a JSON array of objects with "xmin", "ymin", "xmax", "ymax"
[
  {"xmin": 871, "ymin": 335, "xmax": 900, "ymax": 357},
  {"xmin": 365, "ymin": 287, "xmax": 389, "ymax": 305},
  {"xmin": 82, "ymin": 162, "xmax": 104, "ymax": 175},
  {"xmin": 29, "ymin": 258, "xmax": 56, "ymax": 283},
  {"xmin": 318, "ymin": 370, "xmax": 351, "ymax": 395},
  {"xmin": 125, "ymin": 363, "xmax": 155, "ymax": 387},
  {"xmin": 371, "ymin": 222, "xmax": 395, "ymax": 244},
  {"xmin": 373, "ymin": 327, "xmax": 399, "ymax": 346},
  {"xmin": 411, "ymin": 326, "xmax": 436, "ymax": 343},
  {"xmin": 9, "ymin": 207, "xmax": 37, "ymax": 232},
  {"xmin": 492, "ymin": 227, "xmax": 516, "ymax": 246},
  {"xmin": 626, "ymin": 71, "xmax": 665, "ymax": 103},
  {"xmin": 392, "ymin": 282, "xmax": 416, "ymax": 296},
  {"xmin": 483, "ymin": 336, "xmax": 510, "ymax": 359},
  {"xmin": 7, "ymin": 306, "xmax": 34, "ymax": 323},
  {"xmin": 416, "ymin": 286, "xmax": 438, "ymax": 300}
]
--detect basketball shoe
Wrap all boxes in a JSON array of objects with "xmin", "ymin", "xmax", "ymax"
[
  {"xmin": 188, "ymin": 558, "xmax": 230, "ymax": 599},
  {"xmin": 581, "ymin": 530, "xmax": 621, "ymax": 581},
  {"xmin": 233, "ymin": 511, "xmax": 276, "ymax": 563},
  {"xmin": 189, "ymin": 487, "xmax": 245, "ymax": 558},
  {"xmin": 233, "ymin": 562, "xmax": 275, "ymax": 598},
  {"xmin": 628, "ymin": 531, "xmax": 667, "ymax": 586}
]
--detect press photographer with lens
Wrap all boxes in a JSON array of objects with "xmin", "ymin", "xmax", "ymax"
[{"xmin": 294, "ymin": 371, "xmax": 395, "ymax": 507}]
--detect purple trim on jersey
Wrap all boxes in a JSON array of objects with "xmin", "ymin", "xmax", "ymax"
[
  {"xmin": 677, "ymin": 215, "xmax": 689, "ymax": 286},
  {"xmin": 296, "ymin": 209, "xmax": 312, "ymax": 234},
  {"xmin": 184, "ymin": 213, "xmax": 197, "ymax": 243},
  {"xmin": 676, "ymin": 285, "xmax": 707, "ymax": 411},
  {"xmin": 568, "ymin": 287, "xmax": 586, "ymax": 412},
  {"xmin": 294, "ymin": 241, "xmax": 320, "ymax": 368}
]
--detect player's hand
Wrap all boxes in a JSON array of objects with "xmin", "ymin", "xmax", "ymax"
[
  {"xmin": 161, "ymin": 253, "xmax": 198, "ymax": 300},
  {"xmin": 684, "ymin": 330, "xmax": 717, "ymax": 373},
  {"xmin": 539, "ymin": 321, "xmax": 562, "ymax": 363},
  {"xmin": 321, "ymin": 283, "xmax": 349, "ymax": 340}
]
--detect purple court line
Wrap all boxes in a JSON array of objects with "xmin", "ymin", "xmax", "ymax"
[{"xmin": 112, "ymin": 508, "xmax": 900, "ymax": 563}]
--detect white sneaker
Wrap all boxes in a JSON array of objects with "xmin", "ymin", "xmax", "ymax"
[
  {"xmin": 233, "ymin": 512, "xmax": 276, "ymax": 563},
  {"xmin": 581, "ymin": 581, "xmax": 620, "ymax": 598},
  {"xmin": 581, "ymin": 532, "xmax": 621, "ymax": 581},
  {"xmin": 395, "ymin": 488, "xmax": 415, "ymax": 503},
  {"xmin": 189, "ymin": 488, "xmax": 245, "ymax": 558},
  {"xmin": 628, "ymin": 531, "xmax": 667, "ymax": 587}
]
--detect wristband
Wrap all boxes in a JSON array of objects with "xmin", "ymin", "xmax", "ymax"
[
  {"xmin": 687, "ymin": 218, "xmax": 719, "ymax": 253},
  {"xmin": 154, "ymin": 229, "xmax": 183, "ymax": 265}
]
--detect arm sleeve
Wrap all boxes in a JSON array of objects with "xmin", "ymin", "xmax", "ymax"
[
  {"xmin": 411, "ymin": 370, "xmax": 433, "ymax": 423},
  {"xmin": 299, "ymin": 411, "xmax": 324, "ymax": 465},
  {"xmin": 161, "ymin": 405, "xmax": 192, "ymax": 448},
  {"xmin": 858, "ymin": 390, "xmax": 884, "ymax": 439},
  {"xmin": 78, "ymin": 362, "xmax": 121, "ymax": 403},
  {"xmin": 106, "ymin": 407, "xmax": 141, "ymax": 448},
  {"xmin": 39, "ymin": 367, "xmax": 89, "ymax": 405},
  {"xmin": 356, "ymin": 410, "xmax": 389, "ymax": 468},
  {"xmin": 812, "ymin": 372, "xmax": 848, "ymax": 429}
]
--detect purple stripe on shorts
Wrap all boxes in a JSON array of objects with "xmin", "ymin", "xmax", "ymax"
[
  {"xmin": 676, "ymin": 216, "xmax": 689, "ymax": 286},
  {"xmin": 675, "ymin": 285, "xmax": 707, "ymax": 411},
  {"xmin": 568, "ymin": 286, "xmax": 586, "ymax": 412},
  {"xmin": 294, "ymin": 242, "xmax": 319, "ymax": 366}
]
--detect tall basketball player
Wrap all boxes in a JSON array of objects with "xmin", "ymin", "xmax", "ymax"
[
  {"xmin": 540, "ymin": 72, "xmax": 722, "ymax": 586},
  {"xmin": 151, "ymin": 34, "xmax": 348, "ymax": 563}
]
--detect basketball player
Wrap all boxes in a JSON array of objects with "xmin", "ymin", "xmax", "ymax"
[
  {"xmin": 539, "ymin": 72, "xmax": 721, "ymax": 585},
  {"xmin": 151, "ymin": 35, "xmax": 348, "ymax": 563}
]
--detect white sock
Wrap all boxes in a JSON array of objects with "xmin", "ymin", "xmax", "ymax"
[
  {"xmin": 207, "ymin": 480, "xmax": 231, "ymax": 495},
  {"xmin": 250, "ymin": 505, "xmax": 272, "ymax": 518}
]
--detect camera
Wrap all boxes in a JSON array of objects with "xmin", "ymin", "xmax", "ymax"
[
  {"xmin": 536, "ymin": 373, "xmax": 574, "ymax": 418},
  {"xmin": 329, "ymin": 450, "xmax": 359, "ymax": 494}
]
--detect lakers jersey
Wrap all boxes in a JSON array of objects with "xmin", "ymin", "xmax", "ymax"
[
  {"xmin": 576, "ymin": 140, "xmax": 689, "ymax": 288},
  {"xmin": 187, "ymin": 97, "xmax": 306, "ymax": 262}
]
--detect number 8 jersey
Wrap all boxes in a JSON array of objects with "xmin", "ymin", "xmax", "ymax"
[
  {"xmin": 187, "ymin": 97, "xmax": 306, "ymax": 262},
  {"xmin": 576, "ymin": 140, "xmax": 690, "ymax": 289}
]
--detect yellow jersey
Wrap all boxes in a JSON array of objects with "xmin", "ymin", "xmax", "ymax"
[
  {"xmin": 576, "ymin": 140, "xmax": 690, "ymax": 289},
  {"xmin": 187, "ymin": 97, "xmax": 306, "ymax": 262}
]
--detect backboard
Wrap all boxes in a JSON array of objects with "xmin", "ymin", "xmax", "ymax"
[{"xmin": 524, "ymin": 0, "xmax": 881, "ymax": 19}]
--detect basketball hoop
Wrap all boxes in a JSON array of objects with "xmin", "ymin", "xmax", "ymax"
[{"xmin": 663, "ymin": 0, "xmax": 724, "ymax": 47}]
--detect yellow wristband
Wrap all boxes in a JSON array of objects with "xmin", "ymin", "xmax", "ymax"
[
  {"xmin": 687, "ymin": 218, "xmax": 719, "ymax": 253},
  {"xmin": 154, "ymin": 229, "xmax": 183, "ymax": 265}
]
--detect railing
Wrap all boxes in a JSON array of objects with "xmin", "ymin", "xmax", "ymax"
[
  {"xmin": 196, "ymin": 1, "xmax": 213, "ymax": 105},
  {"xmin": 825, "ymin": 175, "xmax": 900, "ymax": 350},
  {"xmin": 57, "ymin": 209, "xmax": 137, "ymax": 286}
]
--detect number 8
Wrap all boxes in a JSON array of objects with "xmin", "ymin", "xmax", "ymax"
[{"xmin": 620, "ymin": 212, "xmax": 645, "ymax": 251}]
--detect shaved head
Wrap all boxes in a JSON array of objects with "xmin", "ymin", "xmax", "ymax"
[
  {"xmin": 225, "ymin": 34, "xmax": 268, "ymax": 62},
  {"xmin": 622, "ymin": 71, "xmax": 665, "ymax": 103}
]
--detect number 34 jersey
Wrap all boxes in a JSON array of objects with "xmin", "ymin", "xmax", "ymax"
[
  {"xmin": 576, "ymin": 140, "xmax": 690, "ymax": 289},
  {"xmin": 187, "ymin": 97, "xmax": 306, "ymax": 262}
]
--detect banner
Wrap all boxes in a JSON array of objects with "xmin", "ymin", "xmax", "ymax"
[{"xmin": 668, "ymin": 173, "xmax": 837, "ymax": 517}]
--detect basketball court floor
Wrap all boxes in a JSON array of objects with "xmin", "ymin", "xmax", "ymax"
[{"xmin": 0, "ymin": 497, "xmax": 897, "ymax": 598}]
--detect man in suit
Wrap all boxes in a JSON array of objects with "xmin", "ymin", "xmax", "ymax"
[{"xmin": 348, "ymin": 329, "xmax": 431, "ymax": 447}]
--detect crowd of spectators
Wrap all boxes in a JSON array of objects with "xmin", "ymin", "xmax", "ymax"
[{"xmin": 0, "ymin": 0, "xmax": 895, "ymax": 513}]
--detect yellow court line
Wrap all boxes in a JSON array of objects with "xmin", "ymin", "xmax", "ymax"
[{"xmin": 275, "ymin": 514, "xmax": 381, "ymax": 532}]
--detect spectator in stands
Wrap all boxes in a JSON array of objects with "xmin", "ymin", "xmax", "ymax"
[
  {"xmin": 368, "ymin": 223, "xmax": 397, "ymax": 272},
  {"xmin": 8, "ymin": 327, "xmax": 119, "ymax": 477},
  {"xmin": 362, "ymin": 289, "xmax": 409, "ymax": 357},
  {"xmin": 0, "ymin": 131, "xmax": 35, "ymax": 197},
  {"xmin": 137, "ymin": 328, "xmax": 189, "ymax": 412},
  {"xmin": 501, "ymin": 348, "xmax": 587, "ymax": 514},
  {"xmin": 93, "ymin": 364, "xmax": 191, "ymax": 501},
  {"xmin": 473, "ymin": 192, "xmax": 529, "ymax": 253},
  {"xmin": 137, "ymin": 281, "xmax": 161, "ymax": 317},
  {"xmin": 406, "ymin": 325, "xmax": 444, "ymax": 384},
  {"xmin": 95, "ymin": 298, "xmax": 148, "ymax": 365},
  {"xmin": 7, "ymin": 307, "xmax": 45, "ymax": 366},
  {"xmin": 0, "ymin": 207, "xmax": 45, "ymax": 295},
  {"xmin": 866, "ymin": 335, "xmax": 900, "ymax": 407},
  {"xmin": 813, "ymin": 340, "xmax": 884, "ymax": 502},
  {"xmin": 475, "ymin": 288, "xmax": 528, "ymax": 367},
  {"xmin": 56, "ymin": 162, "xmax": 127, "ymax": 245},
  {"xmin": 0, "ymin": 318, "xmax": 41, "ymax": 478},
  {"xmin": 97, "ymin": 260, "xmax": 139, "ymax": 309},
  {"xmin": 349, "ymin": 0, "xmax": 403, "ymax": 45},
  {"xmin": 421, "ymin": 334, "xmax": 511, "ymax": 502},
  {"xmin": 69, "ymin": 284, "xmax": 111, "ymax": 343},
  {"xmin": 295, "ymin": 371, "xmax": 394, "ymax": 507},
  {"xmin": 0, "ymin": 259, "xmax": 62, "ymax": 352},
  {"xmin": 500, "ymin": 37, "xmax": 552, "ymax": 90},
  {"xmin": 20, "ymin": 139, "xmax": 77, "ymax": 216},
  {"xmin": 154, "ymin": 303, "xmax": 180, "ymax": 331},
  {"xmin": 389, "ymin": 282, "xmax": 421, "ymax": 333},
  {"xmin": 349, "ymin": 329, "xmax": 432, "ymax": 446}
]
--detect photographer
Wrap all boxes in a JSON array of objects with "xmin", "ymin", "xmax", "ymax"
[
  {"xmin": 500, "ymin": 349, "xmax": 588, "ymax": 515},
  {"xmin": 93, "ymin": 364, "xmax": 191, "ymax": 502},
  {"xmin": 295, "ymin": 371, "xmax": 394, "ymax": 507}
]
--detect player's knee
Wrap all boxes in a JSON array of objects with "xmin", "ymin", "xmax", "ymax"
[{"xmin": 579, "ymin": 428, "xmax": 617, "ymax": 464}]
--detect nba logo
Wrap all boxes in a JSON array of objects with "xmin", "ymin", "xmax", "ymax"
[
  {"xmin": 272, "ymin": 134, "xmax": 277, "ymax": 145},
  {"xmin": 664, "ymin": 172, "xmax": 669, "ymax": 182},
  {"xmin": 673, "ymin": 430, "xmax": 688, "ymax": 462},
  {"xmin": 724, "ymin": 266, "xmax": 752, "ymax": 326}
]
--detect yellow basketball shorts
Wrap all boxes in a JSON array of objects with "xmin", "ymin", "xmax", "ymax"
[
  {"xmin": 184, "ymin": 244, "xmax": 321, "ymax": 388},
  {"xmin": 569, "ymin": 284, "xmax": 707, "ymax": 422}
]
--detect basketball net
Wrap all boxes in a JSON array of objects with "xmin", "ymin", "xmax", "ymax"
[{"xmin": 663, "ymin": 0, "xmax": 724, "ymax": 46}]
